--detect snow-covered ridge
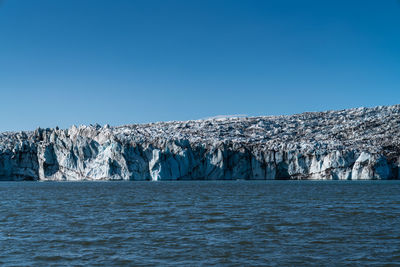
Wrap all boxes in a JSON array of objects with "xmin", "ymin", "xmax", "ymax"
[{"xmin": 1, "ymin": 104, "xmax": 400, "ymax": 180}]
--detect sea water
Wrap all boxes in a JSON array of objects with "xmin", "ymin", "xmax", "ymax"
[{"xmin": 0, "ymin": 180, "xmax": 399, "ymax": 266}]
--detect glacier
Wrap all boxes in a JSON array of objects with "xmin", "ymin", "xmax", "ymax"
[{"xmin": 1, "ymin": 105, "xmax": 400, "ymax": 181}]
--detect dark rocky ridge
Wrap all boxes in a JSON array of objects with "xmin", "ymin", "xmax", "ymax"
[{"xmin": 1, "ymin": 105, "xmax": 399, "ymax": 180}]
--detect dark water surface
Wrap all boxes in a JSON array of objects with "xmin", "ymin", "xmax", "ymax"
[{"xmin": 0, "ymin": 181, "xmax": 399, "ymax": 266}]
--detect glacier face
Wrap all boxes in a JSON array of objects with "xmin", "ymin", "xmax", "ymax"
[{"xmin": 1, "ymin": 105, "xmax": 400, "ymax": 181}]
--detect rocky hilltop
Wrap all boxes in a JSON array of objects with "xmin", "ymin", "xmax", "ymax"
[{"xmin": 1, "ymin": 105, "xmax": 400, "ymax": 181}]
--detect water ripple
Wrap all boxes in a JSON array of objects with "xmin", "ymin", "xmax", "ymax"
[{"xmin": 0, "ymin": 180, "xmax": 399, "ymax": 265}]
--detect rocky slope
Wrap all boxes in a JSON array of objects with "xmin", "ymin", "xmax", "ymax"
[{"xmin": 1, "ymin": 105, "xmax": 400, "ymax": 181}]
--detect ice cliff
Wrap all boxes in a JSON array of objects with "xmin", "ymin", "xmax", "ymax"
[{"xmin": 1, "ymin": 105, "xmax": 400, "ymax": 181}]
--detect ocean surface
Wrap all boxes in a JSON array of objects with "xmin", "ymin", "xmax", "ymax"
[{"xmin": 0, "ymin": 181, "xmax": 399, "ymax": 266}]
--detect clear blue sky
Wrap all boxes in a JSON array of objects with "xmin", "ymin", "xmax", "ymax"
[{"xmin": 0, "ymin": 0, "xmax": 399, "ymax": 131}]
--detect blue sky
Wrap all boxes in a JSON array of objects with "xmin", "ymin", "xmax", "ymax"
[{"xmin": 0, "ymin": 0, "xmax": 399, "ymax": 131}]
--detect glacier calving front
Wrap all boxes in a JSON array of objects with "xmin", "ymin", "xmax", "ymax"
[{"xmin": 0, "ymin": 105, "xmax": 399, "ymax": 180}]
